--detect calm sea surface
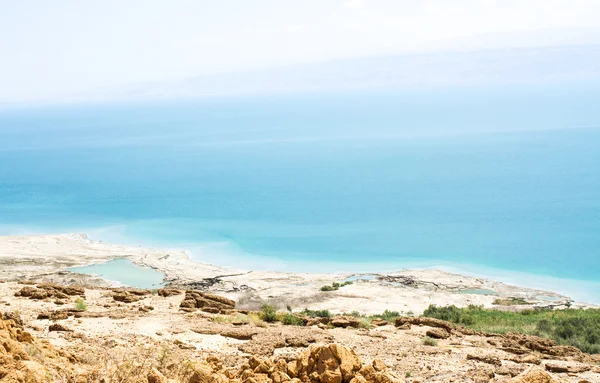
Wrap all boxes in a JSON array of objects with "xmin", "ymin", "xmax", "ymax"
[{"xmin": 1, "ymin": 84, "xmax": 599, "ymax": 301}]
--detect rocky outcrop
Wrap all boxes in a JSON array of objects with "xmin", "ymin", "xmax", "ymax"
[
  {"xmin": 394, "ymin": 316, "xmax": 453, "ymax": 332},
  {"xmin": 426, "ymin": 328, "xmax": 450, "ymax": 339},
  {"xmin": 179, "ymin": 290, "xmax": 235, "ymax": 313},
  {"xmin": 49, "ymin": 323, "xmax": 72, "ymax": 332},
  {"xmin": 2, "ymin": 311, "xmax": 23, "ymax": 328},
  {"xmin": 190, "ymin": 344, "xmax": 402, "ymax": 383},
  {"xmin": 331, "ymin": 316, "xmax": 361, "ymax": 328},
  {"xmin": 15, "ymin": 283, "xmax": 85, "ymax": 300},
  {"xmin": 508, "ymin": 367, "xmax": 563, "ymax": 383},
  {"xmin": 111, "ymin": 288, "xmax": 151, "ymax": 303},
  {"xmin": 466, "ymin": 353, "xmax": 502, "ymax": 366},
  {"xmin": 0, "ymin": 318, "xmax": 75, "ymax": 383},
  {"xmin": 157, "ymin": 288, "xmax": 181, "ymax": 297}
]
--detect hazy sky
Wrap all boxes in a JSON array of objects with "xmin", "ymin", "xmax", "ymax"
[{"xmin": 1, "ymin": 0, "xmax": 600, "ymax": 102}]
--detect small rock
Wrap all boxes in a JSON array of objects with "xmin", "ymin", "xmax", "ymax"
[
  {"xmin": 426, "ymin": 328, "xmax": 450, "ymax": 339},
  {"xmin": 49, "ymin": 323, "xmax": 72, "ymax": 332}
]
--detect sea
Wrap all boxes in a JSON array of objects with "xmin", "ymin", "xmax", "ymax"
[{"xmin": 1, "ymin": 82, "xmax": 599, "ymax": 302}]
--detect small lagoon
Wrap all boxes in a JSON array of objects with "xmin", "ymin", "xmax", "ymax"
[{"xmin": 69, "ymin": 258, "xmax": 165, "ymax": 289}]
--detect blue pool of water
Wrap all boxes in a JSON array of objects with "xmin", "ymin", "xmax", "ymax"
[{"xmin": 69, "ymin": 259, "xmax": 165, "ymax": 288}]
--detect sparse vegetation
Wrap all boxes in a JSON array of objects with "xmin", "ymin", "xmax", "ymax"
[
  {"xmin": 260, "ymin": 305, "xmax": 277, "ymax": 322},
  {"xmin": 492, "ymin": 297, "xmax": 532, "ymax": 306},
  {"xmin": 281, "ymin": 313, "xmax": 304, "ymax": 326},
  {"xmin": 378, "ymin": 309, "xmax": 401, "ymax": 321},
  {"xmin": 319, "ymin": 281, "xmax": 352, "ymax": 292},
  {"xmin": 358, "ymin": 317, "xmax": 372, "ymax": 329},
  {"xmin": 74, "ymin": 297, "xmax": 87, "ymax": 311},
  {"xmin": 301, "ymin": 309, "xmax": 331, "ymax": 318},
  {"xmin": 422, "ymin": 336, "xmax": 438, "ymax": 346},
  {"xmin": 422, "ymin": 304, "xmax": 600, "ymax": 354}
]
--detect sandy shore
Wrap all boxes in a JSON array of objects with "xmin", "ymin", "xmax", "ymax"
[{"xmin": 0, "ymin": 233, "xmax": 591, "ymax": 314}]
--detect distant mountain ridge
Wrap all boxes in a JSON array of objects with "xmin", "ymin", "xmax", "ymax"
[{"xmin": 67, "ymin": 44, "xmax": 600, "ymax": 102}]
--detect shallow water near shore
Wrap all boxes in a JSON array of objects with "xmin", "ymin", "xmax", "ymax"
[
  {"xmin": 69, "ymin": 259, "xmax": 165, "ymax": 289},
  {"xmin": 1, "ymin": 83, "xmax": 600, "ymax": 302}
]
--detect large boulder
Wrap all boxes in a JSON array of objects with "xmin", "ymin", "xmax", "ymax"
[
  {"xmin": 394, "ymin": 316, "xmax": 453, "ymax": 332},
  {"xmin": 508, "ymin": 367, "xmax": 564, "ymax": 383},
  {"xmin": 426, "ymin": 328, "xmax": 450, "ymax": 339},
  {"xmin": 331, "ymin": 316, "xmax": 361, "ymax": 328},
  {"xmin": 179, "ymin": 290, "xmax": 235, "ymax": 313}
]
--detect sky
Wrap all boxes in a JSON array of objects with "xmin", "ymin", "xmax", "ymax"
[{"xmin": 1, "ymin": 0, "xmax": 600, "ymax": 102}]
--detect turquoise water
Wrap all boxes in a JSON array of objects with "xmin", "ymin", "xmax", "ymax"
[
  {"xmin": 458, "ymin": 289, "xmax": 500, "ymax": 296},
  {"xmin": 69, "ymin": 259, "xmax": 164, "ymax": 288},
  {"xmin": 1, "ymin": 84, "xmax": 599, "ymax": 302}
]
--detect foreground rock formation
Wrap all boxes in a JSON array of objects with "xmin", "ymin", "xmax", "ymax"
[{"xmin": 1, "ymin": 281, "xmax": 598, "ymax": 383}]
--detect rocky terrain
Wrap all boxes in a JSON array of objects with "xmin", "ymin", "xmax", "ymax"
[{"xmin": 1, "ymin": 281, "xmax": 598, "ymax": 383}]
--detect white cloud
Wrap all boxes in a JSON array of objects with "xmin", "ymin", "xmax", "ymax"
[{"xmin": 343, "ymin": 0, "xmax": 363, "ymax": 9}]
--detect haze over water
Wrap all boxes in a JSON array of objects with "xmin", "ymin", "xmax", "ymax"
[{"xmin": 1, "ymin": 82, "xmax": 599, "ymax": 302}]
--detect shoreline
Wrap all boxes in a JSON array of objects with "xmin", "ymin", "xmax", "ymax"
[{"xmin": 0, "ymin": 233, "xmax": 596, "ymax": 314}]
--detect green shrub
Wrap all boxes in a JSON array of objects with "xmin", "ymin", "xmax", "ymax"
[
  {"xmin": 422, "ymin": 336, "xmax": 438, "ymax": 346},
  {"xmin": 358, "ymin": 317, "xmax": 372, "ymax": 329},
  {"xmin": 320, "ymin": 281, "xmax": 352, "ymax": 292},
  {"xmin": 282, "ymin": 313, "xmax": 304, "ymax": 326},
  {"xmin": 421, "ymin": 304, "xmax": 600, "ymax": 354},
  {"xmin": 422, "ymin": 305, "xmax": 474, "ymax": 325},
  {"xmin": 74, "ymin": 297, "xmax": 87, "ymax": 311},
  {"xmin": 379, "ymin": 310, "xmax": 401, "ymax": 321},
  {"xmin": 260, "ymin": 305, "xmax": 277, "ymax": 322},
  {"xmin": 302, "ymin": 309, "xmax": 331, "ymax": 318}
]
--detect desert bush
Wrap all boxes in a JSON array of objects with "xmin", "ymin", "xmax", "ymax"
[
  {"xmin": 74, "ymin": 297, "xmax": 87, "ymax": 311},
  {"xmin": 302, "ymin": 309, "xmax": 331, "ymax": 318},
  {"xmin": 378, "ymin": 310, "xmax": 401, "ymax": 321},
  {"xmin": 281, "ymin": 313, "xmax": 304, "ymax": 326},
  {"xmin": 422, "ymin": 336, "xmax": 438, "ymax": 346},
  {"xmin": 261, "ymin": 305, "xmax": 277, "ymax": 322},
  {"xmin": 320, "ymin": 285, "xmax": 336, "ymax": 292}
]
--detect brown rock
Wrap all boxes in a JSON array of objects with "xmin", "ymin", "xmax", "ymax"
[
  {"xmin": 220, "ymin": 328, "xmax": 259, "ymax": 340},
  {"xmin": 511, "ymin": 354, "xmax": 541, "ymax": 365},
  {"xmin": 544, "ymin": 363, "xmax": 590, "ymax": 373},
  {"xmin": 467, "ymin": 353, "xmax": 502, "ymax": 367},
  {"xmin": 371, "ymin": 319, "xmax": 389, "ymax": 327},
  {"xmin": 467, "ymin": 366, "xmax": 495, "ymax": 383},
  {"xmin": 503, "ymin": 333, "xmax": 555, "ymax": 354},
  {"xmin": 426, "ymin": 328, "xmax": 450, "ymax": 339},
  {"xmin": 394, "ymin": 316, "xmax": 453, "ymax": 332},
  {"xmin": 147, "ymin": 368, "xmax": 166, "ymax": 383},
  {"xmin": 157, "ymin": 288, "xmax": 182, "ymax": 297},
  {"xmin": 306, "ymin": 317, "xmax": 331, "ymax": 327},
  {"xmin": 113, "ymin": 292, "xmax": 143, "ymax": 303},
  {"xmin": 2, "ymin": 311, "xmax": 24, "ymax": 328},
  {"xmin": 508, "ymin": 367, "xmax": 562, "ymax": 383},
  {"xmin": 16, "ymin": 330, "xmax": 34, "ymax": 343},
  {"xmin": 188, "ymin": 364, "xmax": 214, "ymax": 383},
  {"xmin": 331, "ymin": 316, "xmax": 361, "ymax": 328},
  {"xmin": 49, "ymin": 323, "xmax": 72, "ymax": 332},
  {"xmin": 179, "ymin": 290, "xmax": 235, "ymax": 313},
  {"xmin": 238, "ymin": 333, "xmax": 286, "ymax": 356}
]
